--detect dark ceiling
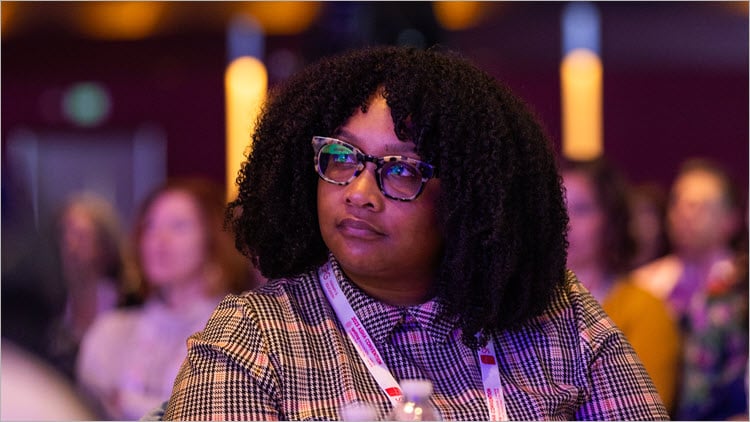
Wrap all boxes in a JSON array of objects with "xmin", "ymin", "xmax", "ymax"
[
  {"xmin": 3, "ymin": 2, "xmax": 747, "ymax": 67},
  {"xmin": 2, "ymin": 1, "xmax": 748, "ymax": 204}
]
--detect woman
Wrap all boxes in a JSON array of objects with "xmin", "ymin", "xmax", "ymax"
[
  {"xmin": 164, "ymin": 46, "xmax": 668, "ymax": 420},
  {"xmin": 561, "ymin": 158, "xmax": 681, "ymax": 413},
  {"xmin": 49, "ymin": 192, "xmax": 137, "ymax": 379},
  {"xmin": 76, "ymin": 178, "xmax": 260, "ymax": 420},
  {"xmin": 633, "ymin": 158, "xmax": 748, "ymax": 420}
]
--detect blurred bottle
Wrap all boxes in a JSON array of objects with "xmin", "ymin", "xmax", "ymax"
[
  {"xmin": 340, "ymin": 401, "xmax": 378, "ymax": 421},
  {"xmin": 388, "ymin": 379, "xmax": 442, "ymax": 421}
]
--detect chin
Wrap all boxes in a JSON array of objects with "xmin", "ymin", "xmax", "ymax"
[{"xmin": 333, "ymin": 249, "xmax": 387, "ymax": 273}]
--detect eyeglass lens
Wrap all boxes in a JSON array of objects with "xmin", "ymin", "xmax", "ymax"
[{"xmin": 317, "ymin": 142, "xmax": 426, "ymax": 199}]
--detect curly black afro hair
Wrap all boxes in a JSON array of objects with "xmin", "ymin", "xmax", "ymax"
[{"xmin": 227, "ymin": 45, "xmax": 569, "ymax": 347}]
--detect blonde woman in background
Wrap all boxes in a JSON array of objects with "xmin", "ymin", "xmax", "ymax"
[
  {"xmin": 50, "ymin": 191, "xmax": 138, "ymax": 380},
  {"xmin": 76, "ymin": 177, "xmax": 263, "ymax": 420}
]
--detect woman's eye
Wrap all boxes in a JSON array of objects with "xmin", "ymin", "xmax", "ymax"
[
  {"xmin": 332, "ymin": 153, "xmax": 355, "ymax": 164},
  {"xmin": 386, "ymin": 163, "xmax": 416, "ymax": 177}
]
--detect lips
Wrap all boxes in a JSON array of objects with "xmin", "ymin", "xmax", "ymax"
[{"xmin": 337, "ymin": 217, "xmax": 386, "ymax": 239}]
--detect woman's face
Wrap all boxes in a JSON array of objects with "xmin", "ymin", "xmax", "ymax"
[
  {"xmin": 140, "ymin": 190, "xmax": 209, "ymax": 287},
  {"xmin": 317, "ymin": 94, "xmax": 443, "ymax": 291},
  {"xmin": 60, "ymin": 205, "xmax": 102, "ymax": 270},
  {"xmin": 667, "ymin": 170, "xmax": 736, "ymax": 256},
  {"xmin": 563, "ymin": 170, "xmax": 604, "ymax": 271}
]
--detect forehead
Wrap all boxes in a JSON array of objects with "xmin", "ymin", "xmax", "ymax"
[
  {"xmin": 63, "ymin": 204, "xmax": 96, "ymax": 224},
  {"xmin": 672, "ymin": 170, "xmax": 726, "ymax": 204},
  {"xmin": 148, "ymin": 190, "xmax": 200, "ymax": 216},
  {"xmin": 338, "ymin": 95, "xmax": 417, "ymax": 155},
  {"xmin": 336, "ymin": 129, "xmax": 415, "ymax": 154}
]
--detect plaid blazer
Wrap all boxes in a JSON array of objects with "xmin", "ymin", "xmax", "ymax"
[{"xmin": 164, "ymin": 256, "xmax": 668, "ymax": 420}]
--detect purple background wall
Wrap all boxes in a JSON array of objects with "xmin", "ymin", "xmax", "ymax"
[{"xmin": 3, "ymin": 2, "xmax": 747, "ymax": 213}]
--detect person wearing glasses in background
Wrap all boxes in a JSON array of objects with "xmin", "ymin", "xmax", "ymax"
[
  {"xmin": 633, "ymin": 158, "xmax": 748, "ymax": 420},
  {"xmin": 561, "ymin": 158, "xmax": 680, "ymax": 414},
  {"xmin": 163, "ymin": 46, "xmax": 668, "ymax": 420}
]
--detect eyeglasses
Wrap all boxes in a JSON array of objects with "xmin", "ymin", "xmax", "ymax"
[{"xmin": 312, "ymin": 136, "xmax": 437, "ymax": 201}]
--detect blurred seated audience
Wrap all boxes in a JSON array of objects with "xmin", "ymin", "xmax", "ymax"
[
  {"xmin": 2, "ymin": 187, "xmax": 134, "ymax": 382},
  {"xmin": 49, "ymin": 192, "xmax": 138, "ymax": 379},
  {"xmin": 2, "ymin": 183, "xmax": 104, "ymax": 418},
  {"xmin": 628, "ymin": 182, "xmax": 670, "ymax": 269},
  {"xmin": 633, "ymin": 157, "xmax": 749, "ymax": 420},
  {"xmin": 76, "ymin": 177, "xmax": 262, "ymax": 420},
  {"xmin": 562, "ymin": 157, "xmax": 681, "ymax": 412}
]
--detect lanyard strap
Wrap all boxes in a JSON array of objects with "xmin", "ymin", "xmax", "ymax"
[
  {"xmin": 319, "ymin": 262, "xmax": 404, "ymax": 406},
  {"xmin": 318, "ymin": 261, "xmax": 508, "ymax": 420},
  {"xmin": 477, "ymin": 337, "xmax": 509, "ymax": 421}
]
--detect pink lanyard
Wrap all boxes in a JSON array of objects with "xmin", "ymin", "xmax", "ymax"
[{"xmin": 318, "ymin": 261, "xmax": 508, "ymax": 420}]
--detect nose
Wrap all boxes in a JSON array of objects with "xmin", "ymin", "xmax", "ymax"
[
  {"xmin": 344, "ymin": 163, "xmax": 384, "ymax": 210},
  {"xmin": 143, "ymin": 225, "xmax": 172, "ymax": 248},
  {"xmin": 673, "ymin": 199, "xmax": 702, "ymax": 221}
]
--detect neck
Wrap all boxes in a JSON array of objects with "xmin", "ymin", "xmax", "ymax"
[
  {"xmin": 677, "ymin": 246, "xmax": 734, "ymax": 270},
  {"xmin": 344, "ymin": 271, "xmax": 435, "ymax": 307},
  {"xmin": 157, "ymin": 276, "xmax": 212, "ymax": 309}
]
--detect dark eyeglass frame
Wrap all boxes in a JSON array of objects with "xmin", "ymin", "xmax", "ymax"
[{"xmin": 312, "ymin": 136, "xmax": 437, "ymax": 201}]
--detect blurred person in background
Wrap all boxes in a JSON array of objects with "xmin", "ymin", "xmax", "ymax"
[
  {"xmin": 2, "ymin": 178, "xmax": 103, "ymax": 418},
  {"xmin": 48, "ymin": 192, "xmax": 139, "ymax": 380},
  {"xmin": 561, "ymin": 157, "xmax": 681, "ymax": 413},
  {"xmin": 628, "ymin": 182, "xmax": 670, "ymax": 269},
  {"xmin": 1, "ymin": 339, "xmax": 98, "ymax": 421},
  {"xmin": 76, "ymin": 177, "xmax": 263, "ymax": 420},
  {"xmin": 2, "ymin": 186, "xmax": 135, "ymax": 384},
  {"xmin": 633, "ymin": 157, "xmax": 749, "ymax": 420}
]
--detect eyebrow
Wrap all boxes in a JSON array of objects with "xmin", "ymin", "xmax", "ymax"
[{"xmin": 336, "ymin": 129, "xmax": 417, "ymax": 155}]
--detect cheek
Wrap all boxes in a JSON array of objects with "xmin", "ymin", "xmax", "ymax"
[
  {"xmin": 401, "ymin": 189, "xmax": 443, "ymax": 248},
  {"xmin": 316, "ymin": 182, "xmax": 335, "ymax": 226},
  {"xmin": 139, "ymin": 235, "xmax": 160, "ymax": 260},
  {"xmin": 179, "ymin": 231, "xmax": 209, "ymax": 261},
  {"xmin": 413, "ymin": 201, "xmax": 440, "ymax": 234}
]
